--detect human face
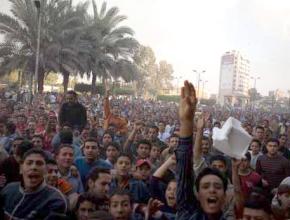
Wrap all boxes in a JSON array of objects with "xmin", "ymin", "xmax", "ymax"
[
  {"xmin": 103, "ymin": 134, "xmax": 112, "ymax": 145},
  {"xmin": 83, "ymin": 141, "xmax": 99, "ymax": 163},
  {"xmin": 148, "ymin": 128, "xmax": 158, "ymax": 140},
  {"xmin": 279, "ymin": 135, "xmax": 287, "ymax": 147},
  {"xmin": 250, "ymin": 141, "xmax": 261, "ymax": 155},
  {"xmin": 137, "ymin": 144, "xmax": 150, "ymax": 159},
  {"xmin": 165, "ymin": 181, "xmax": 176, "ymax": 207},
  {"xmin": 136, "ymin": 164, "xmax": 151, "ymax": 180},
  {"xmin": 12, "ymin": 139, "xmax": 23, "ymax": 157},
  {"xmin": 169, "ymin": 137, "xmax": 179, "ymax": 150},
  {"xmin": 28, "ymin": 122, "xmax": 36, "ymax": 130},
  {"xmin": 106, "ymin": 146, "xmax": 119, "ymax": 163},
  {"xmin": 81, "ymin": 129, "xmax": 89, "ymax": 141},
  {"xmin": 88, "ymin": 173, "xmax": 112, "ymax": 198},
  {"xmin": 116, "ymin": 156, "xmax": 131, "ymax": 177},
  {"xmin": 110, "ymin": 194, "xmax": 132, "ymax": 220},
  {"xmin": 255, "ymin": 128, "xmax": 264, "ymax": 141},
  {"xmin": 77, "ymin": 200, "xmax": 96, "ymax": 220},
  {"xmin": 56, "ymin": 147, "xmax": 74, "ymax": 169},
  {"xmin": 32, "ymin": 137, "xmax": 43, "ymax": 148},
  {"xmin": 197, "ymin": 174, "xmax": 225, "ymax": 214},
  {"xmin": 202, "ymin": 140, "xmax": 210, "ymax": 155},
  {"xmin": 242, "ymin": 208, "xmax": 270, "ymax": 220},
  {"xmin": 266, "ymin": 141, "xmax": 278, "ymax": 157},
  {"xmin": 211, "ymin": 160, "xmax": 227, "ymax": 174},
  {"xmin": 112, "ymin": 106, "xmax": 119, "ymax": 115},
  {"xmin": 46, "ymin": 164, "xmax": 58, "ymax": 187},
  {"xmin": 158, "ymin": 122, "xmax": 165, "ymax": 133},
  {"xmin": 66, "ymin": 93, "xmax": 76, "ymax": 104},
  {"xmin": 278, "ymin": 191, "xmax": 290, "ymax": 213},
  {"xmin": 150, "ymin": 146, "xmax": 160, "ymax": 160},
  {"xmin": 239, "ymin": 159, "xmax": 250, "ymax": 171},
  {"xmin": 21, "ymin": 153, "xmax": 46, "ymax": 192}
]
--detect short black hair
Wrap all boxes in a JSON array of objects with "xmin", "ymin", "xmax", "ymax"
[
  {"xmin": 169, "ymin": 134, "xmax": 179, "ymax": 140},
  {"xmin": 46, "ymin": 158, "xmax": 57, "ymax": 166},
  {"xmin": 22, "ymin": 148, "xmax": 48, "ymax": 163},
  {"xmin": 59, "ymin": 130, "xmax": 73, "ymax": 144},
  {"xmin": 32, "ymin": 134, "xmax": 44, "ymax": 141},
  {"xmin": 18, "ymin": 140, "xmax": 34, "ymax": 159},
  {"xmin": 109, "ymin": 188, "xmax": 132, "ymax": 204},
  {"xmin": 279, "ymin": 134, "xmax": 287, "ymax": 139},
  {"xmin": 136, "ymin": 139, "xmax": 152, "ymax": 150},
  {"xmin": 75, "ymin": 192, "xmax": 98, "ymax": 211},
  {"xmin": 149, "ymin": 125, "xmax": 159, "ymax": 132},
  {"xmin": 116, "ymin": 153, "xmax": 132, "ymax": 163},
  {"xmin": 105, "ymin": 142, "xmax": 120, "ymax": 152},
  {"xmin": 66, "ymin": 90, "xmax": 77, "ymax": 97},
  {"xmin": 244, "ymin": 188, "xmax": 272, "ymax": 214},
  {"xmin": 84, "ymin": 138, "xmax": 99, "ymax": 147},
  {"xmin": 256, "ymin": 126, "xmax": 265, "ymax": 131},
  {"xmin": 250, "ymin": 139, "xmax": 261, "ymax": 147},
  {"xmin": 209, "ymin": 155, "xmax": 227, "ymax": 167},
  {"xmin": 86, "ymin": 168, "xmax": 111, "ymax": 190},
  {"xmin": 195, "ymin": 167, "xmax": 228, "ymax": 192},
  {"xmin": 266, "ymin": 138, "xmax": 279, "ymax": 146},
  {"xmin": 55, "ymin": 144, "xmax": 74, "ymax": 155}
]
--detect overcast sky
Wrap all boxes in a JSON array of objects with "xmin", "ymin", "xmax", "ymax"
[{"xmin": 1, "ymin": 0, "xmax": 290, "ymax": 96}]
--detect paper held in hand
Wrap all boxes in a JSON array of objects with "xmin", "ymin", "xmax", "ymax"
[{"xmin": 212, "ymin": 117, "xmax": 252, "ymax": 159}]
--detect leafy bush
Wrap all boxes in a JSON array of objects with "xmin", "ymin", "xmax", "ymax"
[
  {"xmin": 157, "ymin": 95, "xmax": 180, "ymax": 103},
  {"xmin": 74, "ymin": 83, "xmax": 105, "ymax": 94}
]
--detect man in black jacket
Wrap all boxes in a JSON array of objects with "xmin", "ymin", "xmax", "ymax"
[{"xmin": 58, "ymin": 91, "xmax": 87, "ymax": 132}]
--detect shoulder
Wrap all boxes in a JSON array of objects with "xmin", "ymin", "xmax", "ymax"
[{"xmin": 1, "ymin": 182, "xmax": 20, "ymax": 194}]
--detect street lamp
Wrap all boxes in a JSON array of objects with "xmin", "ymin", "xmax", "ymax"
[
  {"xmin": 202, "ymin": 80, "xmax": 208, "ymax": 99},
  {"xmin": 193, "ymin": 69, "xmax": 206, "ymax": 97},
  {"xmin": 250, "ymin": 76, "xmax": 260, "ymax": 110},
  {"xmin": 251, "ymin": 76, "xmax": 260, "ymax": 89},
  {"xmin": 34, "ymin": 0, "xmax": 41, "ymax": 95}
]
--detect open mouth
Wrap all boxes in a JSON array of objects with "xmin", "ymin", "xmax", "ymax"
[{"xmin": 207, "ymin": 197, "xmax": 218, "ymax": 204}]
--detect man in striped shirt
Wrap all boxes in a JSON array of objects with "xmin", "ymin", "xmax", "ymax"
[{"xmin": 256, "ymin": 138, "xmax": 290, "ymax": 191}]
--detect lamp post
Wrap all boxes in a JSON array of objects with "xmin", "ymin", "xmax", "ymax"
[
  {"xmin": 193, "ymin": 70, "xmax": 206, "ymax": 97},
  {"xmin": 250, "ymin": 76, "xmax": 260, "ymax": 110},
  {"xmin": 34, "ymin": 0, "xmax": 41, "ymax": 95},
  {"xmin": 202, "ymin": 80, "xmax": 208, "ymax": 99}
]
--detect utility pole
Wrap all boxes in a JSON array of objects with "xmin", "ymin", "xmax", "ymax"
[
  {"xmin": 193, "ymin": 69, "xmax": 206, "ymax": 97},
  {"xmin": 34, "ymin": 0, "xmax": 41, "ymax": 95}
]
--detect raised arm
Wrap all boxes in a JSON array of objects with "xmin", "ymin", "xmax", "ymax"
[
  {"xmin": 231, "ymin": 159, "xmax": 244, "ymax": 214},
  {"xmin": 176, "ymin": 81, "xmax": 198, "ymax": 217}
]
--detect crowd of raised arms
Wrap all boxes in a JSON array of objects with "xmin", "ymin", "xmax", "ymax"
[{"xmin": 0, "ymin": 80, "xmax": 289, "ymax": 220}]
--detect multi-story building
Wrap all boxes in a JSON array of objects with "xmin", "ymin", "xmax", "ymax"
[{"xmin": 218, "ymin": 50, "xmax": 250, "ymax": 106}]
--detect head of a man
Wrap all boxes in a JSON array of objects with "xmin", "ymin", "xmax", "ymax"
[
  {"xmin": 32, "ymin": 134, "xmax": 44, "ymax": 149},
  {"xmin": 115, "ymin": 154, "xmax": 131, "ymax": 177},
  {"xmin": 255, "ymin": 126, "xmax": 265, "ymax": 142},
  {"xmin": 165, "ymin": 180, "xmax": 177, "ymax": 208},
  {"xmin": 147, "ymin": 126, "xmax": 159, "ymax": 141},
  {"xmin": 195, "ymin": 167, "xmax": 227, "ymax": 215},
  {"xmin": 55, "ymin": 144, "xmax": 74, "ymax": 171},
  {"xmin": 158, "ymin": 121, "xmax": 166, "ymax": 133},
  {"xmin": 75, "ymin": 193, "xmax": 97, "ymax": 220},
  {"xmin": 279, "ymin": 134, "xmax": 288, "ymax": 148},
  {"xmin": 201, "ymin": 136, "xmax": 211, "ymax": 155},
  {"xmin": 65, "ymin": 90, "xmax": 77, "ymax": 105},
  {"xmin": 109, "ymin": 189, "xmax": 132, "ymax": 220},
  {"xmin": 249, "ymin": 139, "xmax": 261, "ymax": 155},
  {"xmin": 239, "ymin": 152, "xmax": 251, "ymax": 172},
  {"xmin": 105, "ymin": 142, "xmax": 120, "ymax": 165},
  {"xmin": 21, "ymin": 148, "xmax": 47, "ymax": 192},
  {"xmin": 136, "ymin": 140, "xmax": 151, "ymax": 159},
  {"xmin": 45, "ymin": 159, "xmax": 59, "ymax": 188},
  {"xmin": 150, "ymin": 145, "xmax": 161, "ymax": 161},
  {"xmin": 168, "ymin": 134, "xmax": 179, "ymax": 151},
  {"xmin": 102, "ymin": 132, "xmax": 113, "ymax": 146},
  {"xmin": 266, "ymin": 138, "xmax": 279, "ymax": 157},
  {"xmin": 83, "ymin": 138, "xmax": 99, "ymax": 163},
  {"xmin": 135, "ymin": 159, "xmax": 151, "ymax": 181},
  {"xmin": 87, "ymin": 168, "xmax": 112, "ymax": 199},
  {"xmin": 210, "ymin": 155, "xmax": 228, "ymax": 176}
]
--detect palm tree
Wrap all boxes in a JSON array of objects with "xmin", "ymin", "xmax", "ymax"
[
  {"xmin": 86, "ymin": 0, "xmax": 139, "ymax": 94},
  {"xmin": 0, "ymin": 0, "xmax": 88, "ymax": 93}
]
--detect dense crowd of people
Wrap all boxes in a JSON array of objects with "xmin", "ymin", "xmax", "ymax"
[{"xmin": 0, "ymin": 81, "xmax": 289, "ymax": 220}]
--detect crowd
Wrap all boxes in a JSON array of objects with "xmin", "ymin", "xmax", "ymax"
[{"xmin": 0, "ymin": 80, "xmax": 289, "ymax": 220}]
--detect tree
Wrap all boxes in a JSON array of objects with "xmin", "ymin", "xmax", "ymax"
[{"xmin": 84, "ymin": 0, "xmax": 139, "ymax": 94}]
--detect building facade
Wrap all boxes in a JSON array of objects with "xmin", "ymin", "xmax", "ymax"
[{"xmin": 218, "ymin": 50, "xmax": 250, "ymax": 106}]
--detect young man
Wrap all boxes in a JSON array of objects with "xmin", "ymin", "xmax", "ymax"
[
  {"xmin": 105, "ymin": 142, "xmax": 120, "ymax": 167},
  {"xmin": 110, "ymin": 154, "xmax": 150, "ymax": 204},
  {"xmin": 75, "ymin": 138, "xmax": 112, "ymax": 185},
  {"xmin": 176, "ymin": 81, "xmax": 227, "ymax": 220},
  {"xmin": 135, "ymin": 139, "xmax": 152, "ymax": 161},
  {"xmin": 158, "ymin": 121, "xmax": 171, "ymax": 143},
  {"xmin": 0, "ymin": 148, "xmax": 67, "ymax": 219},
  {"xmin": 249, "ymin": 139, "xmax": 263, "ymax": 169},
  {"xmin": 134, "ymin": 159, "xmax": 152, "ymax": 182},
  {"xmin": 161, "ymin": 134, "xmax": 179, "ymax": 162},
  {"xmin": 278, "ymin": 134, "xmax": 290, "ymax": 160},
  {"xmin": 55, "ymin": 143, "xmax": 84, "ymax": 193},
  {"xmin": 256, "ymin": 138, "xmax": 290, "ymax": 191},
  {"xmin": 147, "ymin": 125, "xmax": 167, "ymax": 152},
  {"xmin": 87, "ymin": 168, "xmax": 112, "ymax": 199}
]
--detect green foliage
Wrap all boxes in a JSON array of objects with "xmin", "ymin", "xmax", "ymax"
[
  {"xmin": 157, "ymin": 95, "xmax": 180, "ymax": 103},
  {"xmin": 112, "ymin": 87, "xmax": 134, "ymax": 95},
  {"xmin": 44, "ymin": 72, "xmax": 59, "ymax": 85},
  {"xmin": 74, "ymin": 83, "xmax": 105, "ymax": 94}
]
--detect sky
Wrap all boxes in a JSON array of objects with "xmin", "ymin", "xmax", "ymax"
[{"xmin": 1, "ymin": 0, "xmax": 290, "ymax": 96}]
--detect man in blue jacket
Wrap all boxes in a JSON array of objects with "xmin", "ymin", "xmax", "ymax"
[{"xmin": 0, "ymin": 148, "xmax": 67, "ymax": 219}]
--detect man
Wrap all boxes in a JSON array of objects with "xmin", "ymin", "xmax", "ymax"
[
  {"xmin": 256, "ymin": 138, "xmax": 290, "ymax": 191},
  {"xmin": 176, "ymin": 80, "xmax": 227, "ymax": 219},
  {"xmin": 135, "ymin": 139, "xmax": 152, "ymax": 161},
  {"xmin": 103, "ymin": 88, "xmax": 128, "ymax": 136},
  {"xmin": 87, "ymin": 168, "xmax": 112, "ymax": 199},
  {"xmin": 249, "ymin": 139, "xmax": 263, "ymax": 169},
  {"xmin": 254, "ymin": 126, "xmax": 265, "ymax": 144},
  {"xmin": 161, "ymin": 134, "xmax": 179, "ymax": 161},
  {"xmin": 0, "ymin": 148, "xmax": 67, "ymax": 219},
  {"xmin": 158, "ymin": 121, "xmax": 171, "ymax": 143},
  {"xmin": 75, "ymin": 138, "xmax": 112, "ymax": 185},
  {"xmin": 55, "ymin": 144, "xmax": 84, "ymax": 193},
  {"xmin": 147, "ymin": 125, "xmax": 167, "ymax": 152},
  {"xmin": 58, "ymin": 90, "xmax": 87, "ymax": 132},
  {"xmin": 110, "ymin": 154, "xmax": 150, "ymax": 204},
  {"xmin": 278, "ymin": 134, "xmax": 290, "ymax": 160}
]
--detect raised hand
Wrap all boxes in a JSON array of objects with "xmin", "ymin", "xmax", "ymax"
[
  {"xmin": 196, "ymin": 112, "xmax": 210, "ymax": 131},
  {"xmin": 179, "ymin": 80, "xmax": 197, "ymax": 137}
]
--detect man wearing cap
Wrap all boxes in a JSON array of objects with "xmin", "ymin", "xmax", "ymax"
[{"xmin": 134, "ymin": 159, "xmax": 152, "ymax": 184}]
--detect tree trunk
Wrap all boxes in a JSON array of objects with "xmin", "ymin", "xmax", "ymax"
[
  {"xmin": 38, "ymin": 70, "xmax": 45, "ymax": 93},
  {"xmin": 91, "ymin": 72, "xmax": 97, "ymax": 95},
  {"xmin": 63, "ymin": 71, "xmax": 69, "ymax": 93}
]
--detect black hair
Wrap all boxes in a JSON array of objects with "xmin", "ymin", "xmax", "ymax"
[
  {"xmin": 105, "ymin": 142, "xmax": 120, "ymax": 152},
  {"xmin": 66, "ymin": 90, "xmax": 77, "ymax": 97},
  {"xmin": 75, "ymin": 192, "xmax": 98, "ymax": 211},
  {"xmin": 13, "ymin": 137, "xmax": 24, "ymax": 142},
  {"xmin": 86, "ymin": 168, "xmax": 111, "ymax": 190},
  {"xmin": 169, "ymin": 134, "xmax": 179, "ymax": 140},
  {"xmin": 209, "ymin": 155, "xmax": 227, "ymax": 167},
  {"xmin": 250, "ymin": 139, "xmax": 262, "ymax": 147},
  {"xmin": 244, "ymin": 152, "xmax": 251, "ymax": 161},
  {"xmin": 59, "ymin": 130, "xmax": 73, "ymax": 144},
  {"xmin": 22, "ymin": 148, "xmax": 48, "ymax": 163},
  {"xmin": 55, "ymin": 144, "xmax": 74, "ymax": 155},
  {"xmin": 84, "ymin": 138, "xmax": 99, "ymax": 147},
  {"xmin": 6, "ymin": 122, "xmax": 16, "ymax": 134},
  {"xmin": 279, "ymin": 134, "xmax": 287, "ymax": 139},
  {"xmin": 116, "ymin": 153, "xmax": 132, "ymax": 163},
  {"xmin": 266, "ymin": 138, "xmax": 280, "ymax": 146},
  {"xmin": 244, "ymin": 188, "xmax": 272, "ymax": 214},
  {"xmin": 136, "ymin": 139, "xmax": 152, "ymax": 150},
  {"xmin": 32, "ymin": 134, "xmax": 44, "ymax": 141},
  {"xmin": 195, "ymin": 167, "xmax": 228, "ymax": 192},
  {"xmin": 90, "ymin": 211, "xmax": 113, "ymax": 220},
  {"xmin": 109, "ymin": 188, "xmax": 132, "ymax": 204},
  {"xmin": 149, "ymin": 125, "xmax": 159, "ymax": 132},
  {"xmin": 256, "ymin": 126, "xmax": 265, "ymax": 131},
  {"xmin": 17, "ymin": 140, "xmax": 34, "ymax": 159},
  {"xmin": 46, "ymin": 158, "xmax": 57, "ymax": 166}
]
